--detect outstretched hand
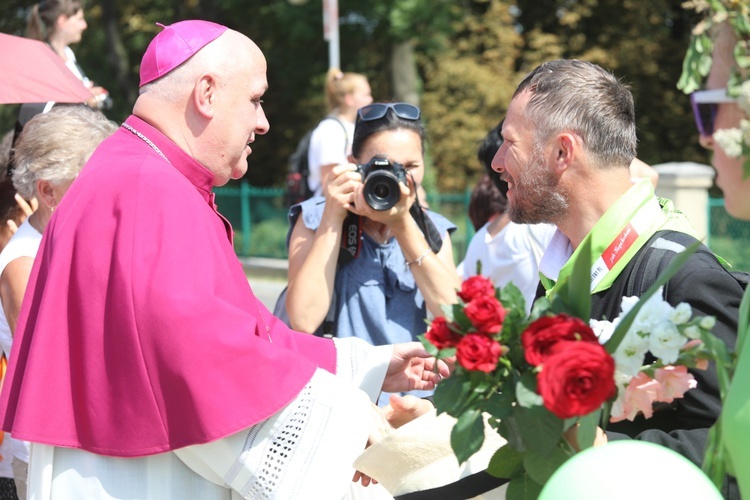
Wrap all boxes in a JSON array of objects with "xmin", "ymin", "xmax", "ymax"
[
  {"xmin": 383, "ymin": 394, "xmax": 435, "ymax": 429},
  {"xmin": 382, "ymin": 342, "xmax": 451, "ymax": 393}
]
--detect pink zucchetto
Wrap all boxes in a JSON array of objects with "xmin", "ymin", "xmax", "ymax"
[{"xmin": 139, "ymin": 20, "xmax": 228, "ymax": 87}]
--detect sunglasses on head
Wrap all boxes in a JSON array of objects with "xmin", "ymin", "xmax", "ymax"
[
  {"xmin": 357, "ymin": 102, "xmax": 421, "ymax": 122},
  {"xmin": 690, "ymin": 88, "xmax": 736, "ymax": 137}
]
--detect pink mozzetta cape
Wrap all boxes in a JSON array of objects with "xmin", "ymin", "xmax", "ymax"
[{"xmin": 0, "ymin": 116, "xmax": 336, "ymax": 457}]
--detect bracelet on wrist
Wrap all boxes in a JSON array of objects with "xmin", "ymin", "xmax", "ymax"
[{"xmin": 405, "ymin": 248, "xmax": 432, "ymax": 268}]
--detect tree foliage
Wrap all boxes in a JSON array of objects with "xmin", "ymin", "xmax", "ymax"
[{"xmin": 0, "ymin": 0, "xmax": 707, "ymax": 190}]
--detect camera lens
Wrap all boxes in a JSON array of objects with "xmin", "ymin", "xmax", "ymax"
[{"xmin": 363, "ymin": 170, "xmax": 401, "ymax": 211}]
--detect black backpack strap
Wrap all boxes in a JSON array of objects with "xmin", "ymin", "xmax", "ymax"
[{"xmin": 625, "ymin": 230, "xmax": 707, "ymax": 297}]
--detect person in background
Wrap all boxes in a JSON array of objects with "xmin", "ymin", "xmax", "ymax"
[
  {"xmin": 0, "ymin": 104, "xmax": 117, "ymax": 500},
  {"xmin": 466, "ymin": 174, "xmax": 505, "ymax": 233},
  {"xmin": 685, "ymin": 16, "xmax": 750, "ymax": 498},
  {"xmin": 0, "ymin": 132, "xmax": 36, "ymax": 259},
  {"xmin": 17, "ymin": 0, "xmax": 109, "ymax": 133},
  {"xmin": 307, "ymin": 68, "xmax": 373, "ymax": 196},
  {"xmin": 0, "ymin": 20, "xmax": 446, "ymax": 499},
  {"xmin": 286, "ymin": 102, "xmax": 459, "ymax": 346}
]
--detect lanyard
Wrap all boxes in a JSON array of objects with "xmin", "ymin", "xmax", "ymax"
[
  {"xmin": 544, "ymin": 180, "xmax": 668, "ymax": 296},
  {"xmin": 589, "ymin": 198, "xmax": 660, "ymax": 292}
]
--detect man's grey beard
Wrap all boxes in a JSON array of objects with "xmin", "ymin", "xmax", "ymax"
[{"xmin": 508, "ymin": 144, "xmax": 569, "ymax": 225}]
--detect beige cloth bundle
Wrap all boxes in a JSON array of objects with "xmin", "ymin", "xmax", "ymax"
[{"xmin": 354, "ymin": 409, "xmax": 507, "ymax": 498}]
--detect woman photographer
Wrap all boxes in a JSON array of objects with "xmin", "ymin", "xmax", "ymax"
[{"xmin": 285, "ymin": 102, "xmax": 459, "ymax": 362}]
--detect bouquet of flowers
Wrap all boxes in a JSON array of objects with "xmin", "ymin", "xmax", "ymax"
[{"xmin": 420, "ymin": 241, "xmax": 732, "ymax": 499}]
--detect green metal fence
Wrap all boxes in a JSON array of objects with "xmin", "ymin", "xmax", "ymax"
[
  {"xmin": 215, "ymin": 186, "xmax": 750, "ymax": 271},
  {"xmin": 214, "ymin": 183, "xmax": 474, "ymax": 262},
  {"xmin": 707, "ymin": 197, "xmax": 750, "ymax": 272}
]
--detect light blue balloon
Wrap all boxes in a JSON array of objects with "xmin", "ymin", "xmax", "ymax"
[{"xmin": 539, "ymin": 440, "xmax": 722, "ymax": 500}]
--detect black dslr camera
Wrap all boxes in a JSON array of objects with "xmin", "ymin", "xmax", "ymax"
[{"xmin": 356, "ymin": 155, "xmax": 407, "ymax": 211}]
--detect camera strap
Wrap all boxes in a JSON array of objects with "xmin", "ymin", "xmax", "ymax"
[
  {"xmin": 409, "ymin": 203, "xmax": 443, "ymax": 254},
  {"xmin": 338, "ymin": 211, "xmax": 362, "ymax": 265}
]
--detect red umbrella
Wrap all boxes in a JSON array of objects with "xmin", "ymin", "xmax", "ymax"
[{"xmin": 0, "ymin": 32, "xmax": 92, "ymax": 104}]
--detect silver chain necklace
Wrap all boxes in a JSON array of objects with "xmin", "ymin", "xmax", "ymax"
[
  {"xmin": 122, "ymin": 123, "xmax": 171, "ymax": 164},
  {"xmin": 122, "ymin": 123, "xmax": 272, "ymax": 342}
]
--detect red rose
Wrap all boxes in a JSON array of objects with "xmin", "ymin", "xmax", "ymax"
[
  {"xmin": 425, "ymin": 317, "xmax": 461, "ymax": 350},
  {"xmin": 457, "ymin": 275, "xmax": 496, "ymax": 303},
  {"xmin": 537, "ymin": 341, "xmax": 616, "ymax": 419},
  {"xmin": 521, "ymin": 314, "xmax": 598, "ymax": 366},
  {"xmin": 464, "ymin": 296, "xmax": 506, "ymax": 333},
  {"xmin": 456, "ymin": 333, "xmax": 503, "ymax": 373}
]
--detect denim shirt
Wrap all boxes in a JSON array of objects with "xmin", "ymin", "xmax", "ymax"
[{"xmin": 289, "ymin": 196, "xmax": 457, "ymax": 345}]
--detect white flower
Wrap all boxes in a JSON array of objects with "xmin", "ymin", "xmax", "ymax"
[
  {"xmin": 649, "ymin": 320, "xmax": 686, "ymax": 364},
  {"xmin": 683, "ymin": 324, "xmax": 701, "ymax": 340},
  {"xmin": 590, "ymin": 318, "xmax": 616, "ymax": 344},
  {"xmin": 699, "ymin": 316, "xmax": 716, "ymax": 330},
  {"xmin": 714, "ymin": 128, "xmax": 744, "ymax": 158},
  {"xmin": 668, "ymin": 302, "xmax": 692, "ymax": 325},
  {"xmin": 613, "ymin": 328, "xmax": 650, "ymax": 377},
  {"xmin": 631, "ymin": 288, "xmax": 672, "ymax": 335},
  {"xmin": 619, "ymin": 295, "xmax": 639, "ymax": 317}
]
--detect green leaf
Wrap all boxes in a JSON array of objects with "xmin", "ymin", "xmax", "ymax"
[
  {"xmin": 487, "ymin": 445, "xmax": 524, "ymax": 479},
  {"xmin": 454, "ymin": 303, "xmax": 472, "ymax": 331},
  {"xmin": 576, "ymin": 409, "xmax": 601, "ymax": 451},
  {"xmin": 530, "ymin": 296, "xmax": 552, "ymax": 321},
  {"xmin": 556, "ymin": 238, "xmax": 591, "ymax": 323},
  {"xmin": 600, "ymin": 401, "xmax": 613, "ymax": 432},
  {"xmin": 433, "ymin": 373, "xmax": 472, "ymax": 416},
  {"xmin": 450, "ymin": 409, "xmax": 485, "ymax": 464},
  {"xmin": 516, "ymin": 372, "xmax": 543, "ymax": 408},
  {"xmin": 499, "ymin": 415, "xmax": 526, "ymax": 452},
  {"xmin": 485, "ymin": 391, "xmax": 515, "ymax": 420},
  {"xmin": 440, "ymin": 303, "xmax": 455, "ymax": 322},
  {"xmin": 417, "ymin": 333, "xmax": 439, "ymax": 357},
  {"xmin": 500, "ymin": 281, "xmax": 526, "ymax": 313},
  {"xmin": 737, "ymin": 287, "xmax": 750, "ymax": 355},
  {"xmin": 702, "ymin": 420, "xmax": 728, "ymax": 490},
  {"xmin": 517, "ymin": 405, "xmax": 564, "ymax": 454},
  {"xmin": 524, "ymin": 445, "xmax": 574, "ymax": 485},
  {"xmin": 605, "ymin": 241, "xmax": 701, "ymax": 354},
  {"xmin": 506, "ymin": 474, "xmax": 544, "ymax": 500}
]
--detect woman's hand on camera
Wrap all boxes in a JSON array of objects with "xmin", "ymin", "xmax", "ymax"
[
  {"xmin": 322, "ymin": 163, "xmax": 363, "ymax": 222},
  {"xmin": 353, "ymin": 174, "xmax": 414, "ymax": 228}
]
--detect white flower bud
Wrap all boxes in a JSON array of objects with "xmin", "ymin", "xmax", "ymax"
[
  {"xmin": 699, "ymin": 316, "xmax": 716, "ymax": 330},
  {"xmin": 668, "ymin": 302, "xmax": 692, "ymax": 325},
  {"xmin": 684, "ymin": 325, "xmax": 701, "ymax": 339}
]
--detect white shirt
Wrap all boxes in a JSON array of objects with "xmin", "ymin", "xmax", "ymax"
[
  {"xmin": 307, "ymin": 118, "xmax": 354, "ymax": 196},
  {"xmin": 28, "ymin": 338, "xmax": 391, "ymax": 500},
  {"xmin": 458, "ymin": 222, "xmax": 555, "ymax": 313},
  {"xmin": 0, "ymin": 219, "xmax": 42, "ymax": 467}
]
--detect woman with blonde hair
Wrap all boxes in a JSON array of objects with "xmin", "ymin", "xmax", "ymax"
[
  {"xmin": 0, "ymin": 104, "xmax": 117, "ymax": 499},
  {"xmin": 306, "ymin": 68, "xmax": 373, "ymax": 196}
]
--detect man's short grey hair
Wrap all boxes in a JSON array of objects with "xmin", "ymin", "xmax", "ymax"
[
  {"xmin": 514, "ymin": 59, "xmax": 637, "ymax": 169},
  {"xmin": 12, "ymin": 105, "xmax": 118, "ymax": 199}
]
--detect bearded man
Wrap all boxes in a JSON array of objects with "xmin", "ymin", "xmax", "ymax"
[{"xmin": 492, "ymin": 59, "xmax": 741, "ymax": 499}]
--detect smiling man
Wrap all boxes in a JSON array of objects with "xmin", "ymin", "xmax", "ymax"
[
  {"xmin": 493, "ymin": 59, "xmax": 741, "ymax": 499},
  {"xmin": 0, "ymin": 20, "xmax": 447, "ymax": 499}
]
